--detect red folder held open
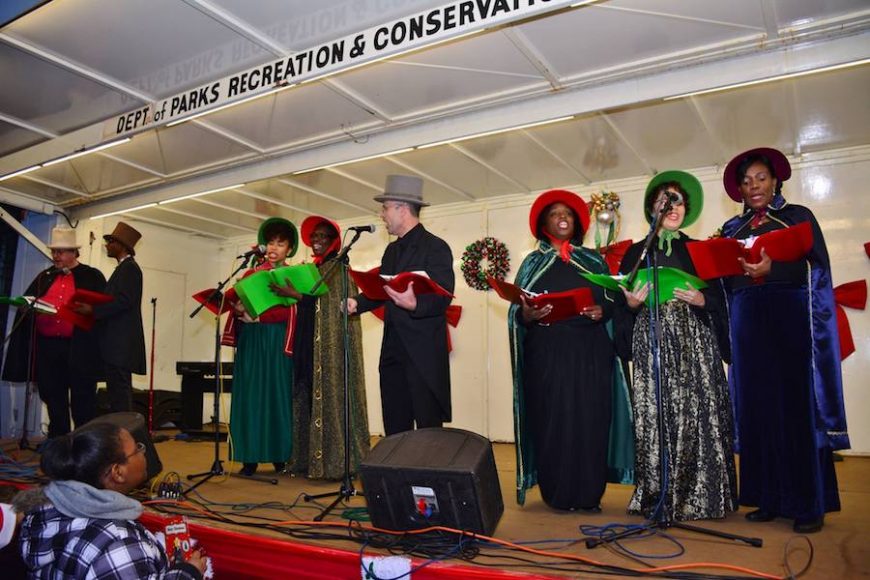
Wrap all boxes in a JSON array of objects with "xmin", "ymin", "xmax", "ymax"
[
  {"xmin": 350, "ymin": 269, "xmax": 453, "ymax": 301},
  {"xmin": 57, "ymin": 289, "xmax": 114, "ymax": 330},
  {"xmin": 687, "ymin": 221, "xmax": 813, "ymax": 280},
  {"xmin": 191, "ymin": 288, "xmax": 233, "ymax": 316},
  {"xmin": 487, "ymin": 276, "xmax": 594, "ymax": 324}
]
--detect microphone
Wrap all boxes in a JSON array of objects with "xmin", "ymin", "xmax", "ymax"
[
  {"xmin": 237, "ymin": 244, "xmax": 266, "ymax": 260},
  {"xmin": 348, "ymin": 224, "xmax": 376, "ymax": 234}
]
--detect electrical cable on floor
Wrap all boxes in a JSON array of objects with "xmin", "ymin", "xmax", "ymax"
[{"xmin": 141, "ymin": 498, "xmax": 795, "ymax": 580}]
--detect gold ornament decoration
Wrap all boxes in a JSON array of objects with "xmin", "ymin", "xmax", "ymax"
[{"xmin": 589, "ymin": 191, "xmax": 622, "ymax": 249}]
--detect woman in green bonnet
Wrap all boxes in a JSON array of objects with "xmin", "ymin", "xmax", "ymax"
[
  {"xmin": 616, "ymin": 171, "xmax": 736, "ymax": 521},
  {"xmin": 222, "ymin": 217, "xmax": 299, "ymax": 476}
]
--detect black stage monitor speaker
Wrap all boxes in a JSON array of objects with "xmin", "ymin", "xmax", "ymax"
[
  {"xmin": 360, "ymin": 427, "xmax": 503, "ymax": 535},
  {"xmin": 85, "ymin": 412, "xmax": 163, "ymax": 481}
]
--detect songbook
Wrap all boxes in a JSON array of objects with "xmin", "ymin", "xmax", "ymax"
[
  {"xmin": 191, "ymin": 289, "xmax": 232, "ymax": 316},
  {"xmin": 350, "ymin": 269, "xmax": 453, "ymax": 301},
  {"xmin": 0, "ymin": 296, "xmax": 57, "ymax": 314},
  {"xmin": 486, "ymin": 276, "xmax": 595, "ymax": 324},
  {"xmin": 233, "ymin": 263, "xmax": 329, "ymax": 318},
  {"xmin": 686, "ymin": 221, "xmax": 813, "ymax": 280},
  {"xmin": 582, "ymin": 267, "xmax": 708, "ymax": 303},
  {"xmin": 57, "ymin": 289, "xmax": 114, "ymax": 331}
]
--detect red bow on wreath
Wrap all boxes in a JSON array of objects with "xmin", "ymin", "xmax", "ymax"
[{"xmin": 834, "ymin": 280, "xmax": 867, "ymax": 360}]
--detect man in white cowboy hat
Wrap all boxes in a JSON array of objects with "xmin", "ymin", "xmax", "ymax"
[
  {"xmin": 73, "ymin": 221, "xmax": 146, "ymax": 413},
  {"xmin": 2, "ymin": 227, "xmax": 107, "ymax": 438},
  {"xmin": 345, "ymin": 175, "xmax": 455, "ymax": 435}
]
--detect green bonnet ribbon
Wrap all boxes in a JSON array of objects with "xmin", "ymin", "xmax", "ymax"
[{"xmin": 657, "ymin": 229, "xmax": 679, "ymax": 257}]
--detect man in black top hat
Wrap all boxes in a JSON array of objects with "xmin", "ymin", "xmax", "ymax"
[
  {"xmin": 345, "ymin": 175, "xmax": 454, "ymax": 435},
  {"xmin": 74, "ymin": 222, "xmax": 146, "ymax": 413}
]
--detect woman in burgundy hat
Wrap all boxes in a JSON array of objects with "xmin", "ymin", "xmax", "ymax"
[
  {"xmin": 508, "ymin": 189, "xmax": 633, "ymax": 511},
  {"xmin": 720, "ymin": 147, "xmax": 848, "ymax": 533}
]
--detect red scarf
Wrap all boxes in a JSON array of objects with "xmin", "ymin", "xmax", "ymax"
[
  {"xmin": 544, "ymin": 232, "xmax": 573, "ymax": 263},
  {"xmin": 750, "ymin": 208, "xmax": 767, "ymax": 228}
]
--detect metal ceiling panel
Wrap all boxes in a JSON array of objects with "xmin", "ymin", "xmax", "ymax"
[
  {"xmin": 792, "ymin": 67, "xmax": 870, "ymax": 152},
  {"xmin": 243, "ymin": 178, "xmax": 369, "ymax": 221},
  {"xmin": 202, "ymin": 81, "xmax": 381, "ymax": 149},
  {"xmin": 773, "ymin": 0, "xmax": 870, "ymax": 28},
  {"xmin": 395, "ymin": 145, "xmax": 521, "ymax": 199},
  {"xmin": 333, "ymin": 31, "xmax": 547, "ymax": 119},
  {"xmin": 133, "ymin": 206, "xmax": 247, "ymax": 237},
  {"xmin": 691, "ymin": 82, "xmax": 797, "ymax": 156},
  {"xmin": 329, "ymin": 159, "xmax": 465, "ymax": 206},
  {"xmin": 516, "ymin": 2, "xmax": 763, "ymax": 80},
  {"xmin": 35, "ymin": 154, "xmax": 159, "ymax": 196},
  {"xmin": 603, "ymin": 100, "xmax": 723, "ymax": 173},
  {"xmin": 525, "ymin": 115, "xmax": 650, "ymax": 182},
  {"xmin": 145, "ymin": 122, "xmax": 256, "ymax": 175},
  {"xmin": 0, "ymin": 43, "xmax": 139, "ymax": 136},
  {"xmin": 211, "ymin": 0, "xmax": 447, "ymax": 52},
  {"xmin": 0, "ymin": 119, "xmax": 47, "ymax": 155},
  {"xmin": 1, "ymin": 176, "xmax": 82, "ymax": 204},
  {"xmin": 5, "ymin": 0, "xmax": 268, "ymax": 99}
]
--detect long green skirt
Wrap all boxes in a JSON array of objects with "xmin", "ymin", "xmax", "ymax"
[{"xmin": 229, "ymin": 322, "xmax": 293, "ymax": 463}]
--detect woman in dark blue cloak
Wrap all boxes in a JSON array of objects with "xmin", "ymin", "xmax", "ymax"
[{"xmin": 721, "ymin": 147, "xmax": 849, "ymax": 533}]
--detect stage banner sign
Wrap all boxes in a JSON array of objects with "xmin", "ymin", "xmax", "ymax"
[{"xmin": 105, "ymin": 0, "xmax": 575, "ymax": 138}]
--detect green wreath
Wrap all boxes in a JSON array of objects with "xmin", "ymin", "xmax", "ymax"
[{"xmin": 461, "ymin": 237, "xmax": 510, "ymax": 291}]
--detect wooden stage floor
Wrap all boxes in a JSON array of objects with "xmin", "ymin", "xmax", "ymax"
[{"xmin": 137, "ymin": 434, "xmax": 869, "ymax": 579}]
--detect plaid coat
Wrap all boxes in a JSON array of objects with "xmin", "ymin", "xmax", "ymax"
[{"xmin": 20, "ymin": 504, "xmax": 201, "ymax": 579}]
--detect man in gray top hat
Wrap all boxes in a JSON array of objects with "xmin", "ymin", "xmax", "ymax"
[{"xmin": 345, "ymin": 175, "xmax": 455, "ymax": 435}]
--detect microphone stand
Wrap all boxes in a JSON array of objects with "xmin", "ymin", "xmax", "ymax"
[
  {"xmin": 302, "ymin": 229, "xmax": 366, "ymax": 520},
  {"xmin": 18, "ymin": 269, "xmax": 52, "ymax": 450},
  {"xmin": 185, "ymin": 254, "xmax": 277, "ymax": 495},
  {"xmin": 586, "ymin": 199, "xmax": 761, "ymax": 550}
]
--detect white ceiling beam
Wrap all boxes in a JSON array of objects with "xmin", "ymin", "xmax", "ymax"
[
  {"xmin": 759, "ymin": 0, "xmax": 782, "ymax": 39},
  {"xmin": 0, "ymin": 33, "xmax": 152, "ymax": 102},
  {"xmin": 276, "ymin": 177, "xmax": 373, "ymax": 213},
  {"xmin": 155, "ymin": 205, "xmax": 255, "ymax": 232},
  {"xmin": 596, "ymin": 4, "xmax": 765, "ymax": 32},
  {"xmin": 22, "ymin": 174, "xmax": 91, "ymax": 198},
  {"xmin": 193, "ymin": 197, "xmax": 274, "ymax": 221},
  {"xmin": 0, "ymin": 206, "xmax": 51, "ymax": 258},
  {"xmin": 520, "ymin": 129, "xmax": 591, "ymax": 185},
  {"xmin": 119, "ymin": 213, "xmax": 226, "ymax": 239},
  {"xmin": 450, "ymin": 143, "xmax": 530, "ymax": 195},
  {"xmin": 597, "ymin": 112, "xmax": 655, "ymax": 175},
  {"xmin": 235, "ymin": 187, "xmax": 318, "ymax": 217},
  {"xmin": 180, "ymin": 0, "xmax": 289, "ymax": 57},
  {"xmin": 0, "ymin": 111, "xmax": 56, "ymax": 138},
  {"xmin": 324, "ymin": 167, "xmax": 381, "ymax": 194},
  {"xmin": 0, "ymin": 186, "xmax": 56, "ymax": 215},
  {"xmin": 685, "ymin": 96, "xmax": 728, "ymax": 165},
  {"xmin": 385, "ymin": 157, "xmax": 476, "ymax": 201},
  {"xmin": 500, "ymin": 28, "xmax": 563, "ymax": 90},
  {"xmin": 187, "ymin": 119, "xmax": 266, "ymax": 153}
]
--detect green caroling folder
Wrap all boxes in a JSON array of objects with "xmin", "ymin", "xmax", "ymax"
[
  {"xmin": 582, "ymin": 267, "xmax": 707, "ymax": 303},
  {"xmin": 234, "ymin": 263, "xmax": 329, "ymax": 318}
]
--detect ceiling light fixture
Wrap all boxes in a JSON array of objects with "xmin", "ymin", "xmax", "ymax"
[
  {"xmin": 293, "ymin": 148, "xmax": 415, "ymax": 175},
  {"xmin": 158, "ymin": 184, "xmax": 246, "ymax": 204},
  {"xmin": 89, "ymin": 202, "xmax": 157, "ymax": 220},
  {"xmin": 41, "ymin": 137, "xmax": 132, "ymax": 167},
  {"xmin": 0, "ymin": 164, "xmax": 43, "ymax": 182},
  {"xmin": 417, "ymin": 115, "xmax": 575, "ymax": 150},
  {"xmin": 664, "ymin": 58, "xmax": 870, "ymax": 100},
  {"xmin": 166, "ymin": 84, "xmax": 297, "ymax": 127}
]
